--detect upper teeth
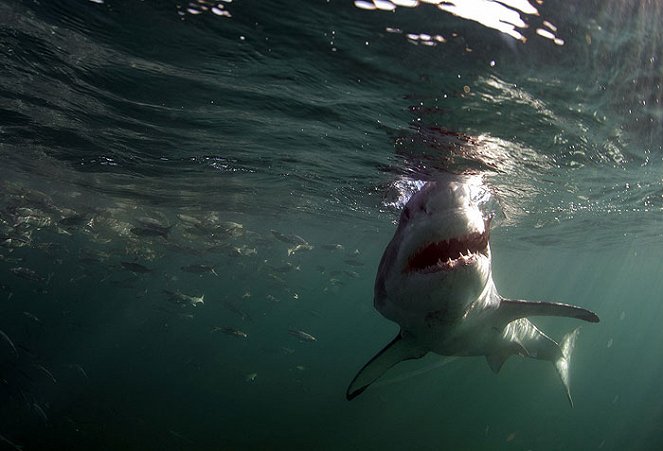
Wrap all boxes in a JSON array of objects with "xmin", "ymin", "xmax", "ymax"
[{"xmin": 433, "ymin": 252, "xmax": 477, "ymax": 269}]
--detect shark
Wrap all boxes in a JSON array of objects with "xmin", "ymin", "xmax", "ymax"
[{"xmin": 346, "ymin": 175, "xmax": 599, "ymax": 405}]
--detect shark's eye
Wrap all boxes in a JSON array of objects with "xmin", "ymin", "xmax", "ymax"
[{"xmin": 402, "ymin": 207, "xmax": 411, "ymax": 220}]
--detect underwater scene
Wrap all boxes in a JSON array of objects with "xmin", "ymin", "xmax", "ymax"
[{"xmin": 1, "ymin": 0, "xmax": 663, "ymax": 449}]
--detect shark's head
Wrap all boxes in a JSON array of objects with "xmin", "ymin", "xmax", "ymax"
[{"xmin": 375, "ymin": 175, "xmax": 493, "ymax": 328}]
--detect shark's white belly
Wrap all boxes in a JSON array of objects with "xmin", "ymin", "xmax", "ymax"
[{"xmin": 378, "ymin": 273, "xmax": 503, "ymax": 356}]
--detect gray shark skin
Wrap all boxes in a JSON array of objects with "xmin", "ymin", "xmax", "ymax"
[{"xmin": 347, "ymin": 174, "xmax": 599, "ymax": 406}]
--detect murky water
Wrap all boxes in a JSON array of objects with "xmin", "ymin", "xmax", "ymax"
[{"xmin": 1, "ymin": 0, "xmax": 662, "ymax": 449}]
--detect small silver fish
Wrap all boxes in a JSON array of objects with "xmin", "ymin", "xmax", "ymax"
[
  {"xmin": 66, "ymin": 363, "xmax": 89, "ymax": 379},
  {"xmin": 59, "ymin": 214, "xmax": 87, "ymax": 227},
  {"xmin": 218, "ymin": 221, "xmax": 245, "ymax": 238},
  {"xmin": 222, "ymin": 301, "xmax": 252, "ymax": 321},
  {"xmin": 231, "ymin": 245, "xmax": 257, "ymax": 257},
  {"xmin": 212, "ymin": 327, "xmax": 248, "ymax": 338},
  {"xmin": 32, "ymin": 403, "xmax": 48, "ymax": 424},
  {"xmin": 136, "ymin": 216, "xmax": 169, "ymax": 229},
  {"xmin": 177, "ymin": 213, "xmax": 203, "ymax": 227},
  {"xmin": 120, "ymin": 262, "xmax": 152, "ymax": 273},
  {"xmin": 180, "ymin": 264, "xmax": 218, "ymax": 276},
  {"xmin": 130, "ymin": 226, "xmax": 171, "ymax": 239},
  {"xmin": 34, "ymin": 364, "xmax": 57, "ymax": 383},
  {"xmin": 321, "ymin": 244, "xmax": 345, "ymax": 251},
  {"xmin": 0, "ymin": 432, "xmax": 22, "ymax": 451},
  {"xmin": 23, "ymin": 311, "xmax": 41, "ymax": 323},
  {"xmin": 164, "ymin": 290, "xmax": 204, "ymax": 307},
  {"xmin": 271, "ymin": 230, "xmax": 308, "ymax": 245},
  {"xmin": 288, "ymin": 329, "xmax": 317, "ymax": 342},
  {"xmin": 0, "ymin": 329, "xmax": 18, "ymax": 359},
  {"xmin": 9, "ymin": 266, "xmax": 45, "ymax": 282},
  {"xmin": 287, "ymin": 243, "xmax": 313, "ymax": 256}
]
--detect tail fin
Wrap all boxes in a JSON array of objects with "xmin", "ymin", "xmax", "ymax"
[
  {"xmin": 499, "ymin": 319, "xmax": 583, "ymax": 407},
  {"xmin": 554, "ymin": 327, "xmax": 580, "ymax": 408}
]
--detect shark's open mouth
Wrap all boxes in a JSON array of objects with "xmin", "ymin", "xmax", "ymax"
[{"xmin": 405, "ymin": 230, "xmax": 489, "ymax": 274}]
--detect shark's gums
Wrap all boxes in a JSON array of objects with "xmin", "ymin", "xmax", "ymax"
[{"xmin": 347, "ymin": 175, "xmax": 599, "ymax": 405}]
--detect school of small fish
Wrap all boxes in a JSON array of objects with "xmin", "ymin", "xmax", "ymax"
[{"xmin": 0, "ymin": 179, "xmax": 368, "ymax": 446}]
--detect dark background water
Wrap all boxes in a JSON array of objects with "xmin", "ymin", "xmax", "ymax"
[{"xmin": 1, "ymin": 0, "xmax": 663, "ymax": 449}]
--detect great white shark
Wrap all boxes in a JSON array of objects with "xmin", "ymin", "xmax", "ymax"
[{"xmin": 347, "ymin": 175, "xmax": 599, "ymax": 405}]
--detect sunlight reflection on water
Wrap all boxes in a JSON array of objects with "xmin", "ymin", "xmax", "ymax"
[{"xmin": 354, "ymin": 0, "xmax": 564, "ymax": 45}]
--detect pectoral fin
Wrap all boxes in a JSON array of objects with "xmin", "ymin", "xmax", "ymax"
[
  {"xmin": 346, "ymin": 332, "xmax": 425, "ymax": 400},
  {"xmin": 498, "ymin": 298, "xmax": 599, "ymax": 325}
]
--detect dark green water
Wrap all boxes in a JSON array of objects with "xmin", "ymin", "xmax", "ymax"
[{"xmin": 1, "ymin": 0, "xmax": 663, "ymax": 449}]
